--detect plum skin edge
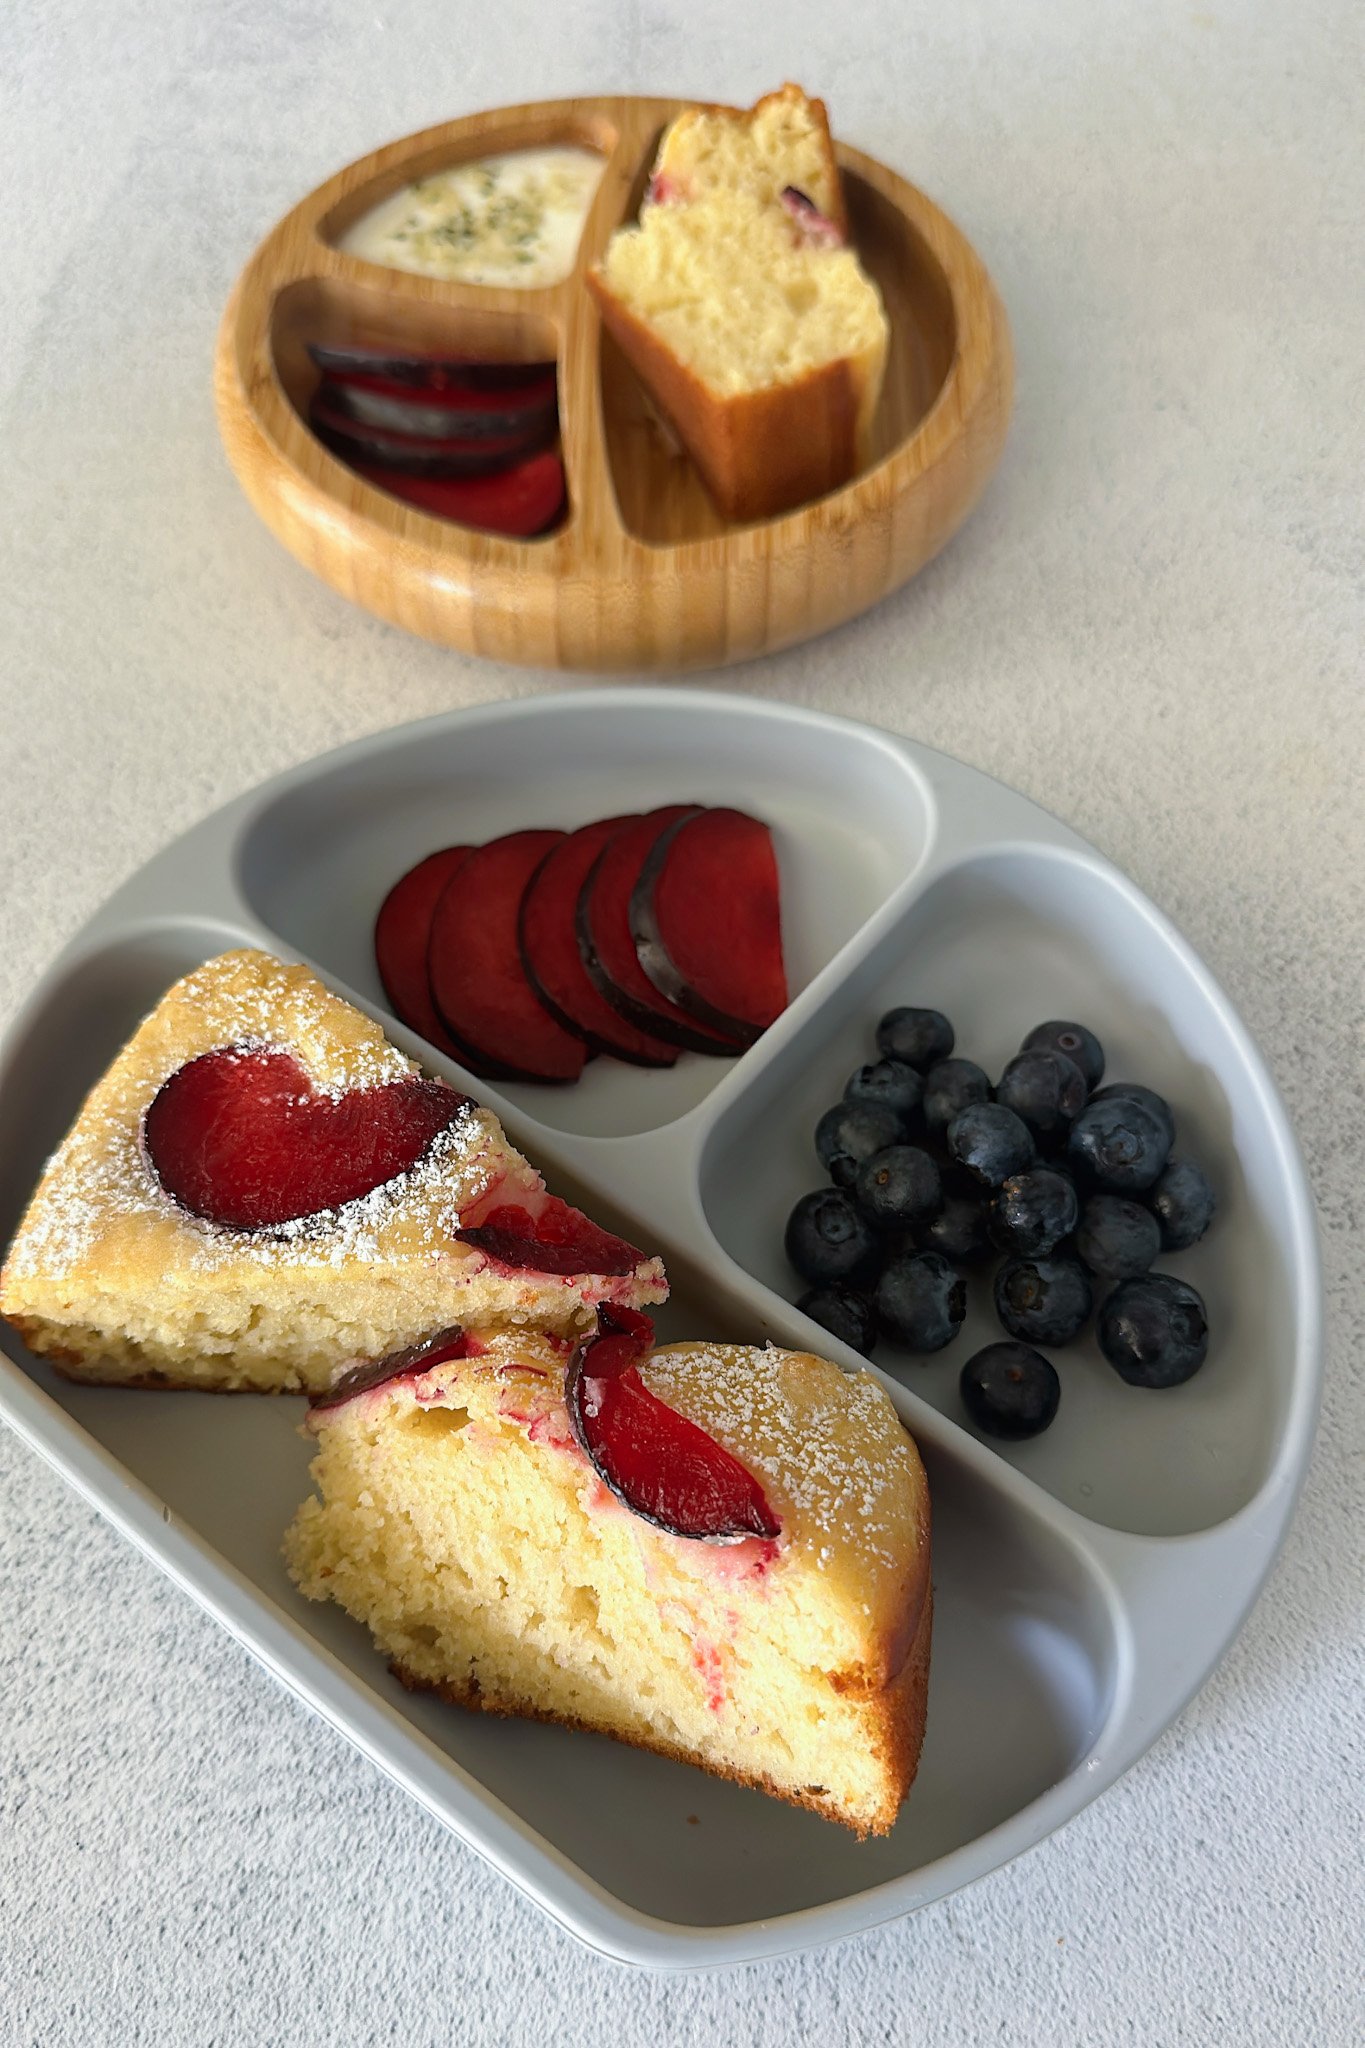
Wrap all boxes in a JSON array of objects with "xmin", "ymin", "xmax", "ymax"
[
  {"xmin": 564, "ymin": 1320, "xmax": 777, "ymax": 1545},
  {"xmin": 574, "ymin": 823, "xmax": 744, "ymax": 1057},
  {"xmin": 514, "ymin": 833, "xmax": 677, "ymax": 1069},
  {"xmin": 628, "ymin": 809, "xmax": 768, "ymax": 1049}
]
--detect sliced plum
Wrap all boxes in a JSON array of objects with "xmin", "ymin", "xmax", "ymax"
[
  {"xmin": 307, "ymin": 342, "xmax": 557, "ymax": 392},
  {"xmin": 310, "ymin": 394, "xmax": 554, "ymax": 477},
  {"xmin": 518, "ymin": 820, "xmax": 678, "ymax": 1068},
  {"xmin": 373, "ymin": 846, "xmax": 526, "ymax": 1083},
  {"xmin": 316, "ymin": 372, "xmax": 557, "ymax": 442},
  {"xmin": 310, "ymin": 1326, "xmax": 471, "ymax": 1411},
  {"xmin": 352, "ymin": 453, "xmax": 567, "ymax": 537},
  {"xmin": 630, "ymin": 806, "xmax": 786, "ymax": 1046},
  {"xmin": 428, "ymin": 829, "xmax": 588, "ymax": 1083},
  {"xmin": 565, "ymin": 1307, "xmax": 782, "ymax": 1543},
  {"xmin": 577, "ymin": 809, "xmax": 745, "ymax": 1056},
  {"xmin": 455, "ymin": 1195, "xmax": 646, "ymax": 1277},
  {"xmin": 143, "ymin": 1046, "xmax": 469, "ymax": 1231},
  {"xmin": 375, "ymin": 845, "xmax": 472, "ymax": 1052}
]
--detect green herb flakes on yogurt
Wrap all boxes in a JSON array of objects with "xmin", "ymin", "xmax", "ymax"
[{"xmin": 342, "ymin": 149, "xmax": 606, "ymax": 288}]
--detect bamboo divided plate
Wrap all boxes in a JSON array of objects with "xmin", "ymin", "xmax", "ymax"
[{"xmin": 214, "ymin": 96, "xmax": 1013, "ymax": 671}]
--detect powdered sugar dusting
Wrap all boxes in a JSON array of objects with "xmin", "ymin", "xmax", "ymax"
[
  {"xmin": 394, "ymin": 1332, "xmax": 923, "ymax": 1591},
  {"xmin": 640, "ymin": 1343, "xmax": 921, "ymax": 1576},
  {"xmin": 2, "ymin": 953, "xmax": 663, "ymax": 1310}
]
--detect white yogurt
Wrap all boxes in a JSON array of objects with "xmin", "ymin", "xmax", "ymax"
[{"xmin": 341, "ymin": 147, "xmax": 606, "ymax": 288}]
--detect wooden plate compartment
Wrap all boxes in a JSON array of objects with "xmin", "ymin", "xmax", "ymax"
[{"xmin": 216, "ymin": 96, "xmax": 1013, "ymax": 670}]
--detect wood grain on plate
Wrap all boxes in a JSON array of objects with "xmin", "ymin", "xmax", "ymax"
[{"xmin": 214, "ymin": 95, "xmax": 1013, "ymax": 672}]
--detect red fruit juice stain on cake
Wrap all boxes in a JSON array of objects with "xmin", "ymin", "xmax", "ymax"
[
  {"xmin": 312, "ymin": 1327, "xmax": 476, "ymax": 1411},
  {"xmin": 143, "ymin": 1045, "xmax": 468, "ymax": 1231},
  {"xmin": 565, "ymin": 1307, "xmax": 782, "ymax": 1544},
  {"xmin": 455, "ymin": 1195, "xmax": 645, "ymax": 1277},
  {"xmin": 691, "ymin": 1639, "xmax": 728, "ymax": 1714},
  {"xmin": 780, "ymin": 186, "xmax": 844, "ymax": 248}
]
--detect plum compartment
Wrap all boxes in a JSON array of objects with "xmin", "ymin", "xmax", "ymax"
[{"xmin": 233, "ymin": 694, "xmax": 936, "ymax": 1140}]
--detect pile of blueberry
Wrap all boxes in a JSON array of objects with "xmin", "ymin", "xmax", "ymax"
[{"xmin": 783, "ymin": 1008, "xmax": 1217, "ymax": 1439}]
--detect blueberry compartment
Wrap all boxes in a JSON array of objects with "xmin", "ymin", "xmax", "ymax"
[{"xmin": 701, "ymin": 844, "xmax": 1305, "ymax": 1539}]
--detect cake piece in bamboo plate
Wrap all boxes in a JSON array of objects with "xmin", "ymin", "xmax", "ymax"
[{"xmin": 589, "ymin": 84, "xmax": 890, "ymax": 521}]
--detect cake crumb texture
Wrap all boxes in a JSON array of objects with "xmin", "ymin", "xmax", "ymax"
[{"xmin": 285, "ymin": 1331, "xmax": 931, "ymax": 1835}]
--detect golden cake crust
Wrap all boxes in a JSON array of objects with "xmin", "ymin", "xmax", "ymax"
[
  {"xmin": 589, "ymin": 276, "xmax": 877, "ymax": 524},
  {"xmin": 392, "ymin": 1581, "xmax": 931, "ymax": 1839}
]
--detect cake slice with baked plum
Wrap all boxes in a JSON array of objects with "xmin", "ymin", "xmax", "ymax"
[
  {"xmin": 589, "ymin": 84, "xmax": 888, "ymax": 521},
  {"xmin": 285, "ymin": 1311, "xmax": 931, "ymax": 1836},
  {"xmin": 0, "ymin": 950, "xmax": 665, "ymax": 1393}
]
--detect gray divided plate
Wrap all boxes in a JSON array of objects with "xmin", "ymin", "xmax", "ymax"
[{"xmin": 0, "ymin": 689, "xmax": 1322, "ymax": 1969}]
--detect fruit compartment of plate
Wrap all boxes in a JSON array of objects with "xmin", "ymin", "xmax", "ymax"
[{"xmin": 0, "ymin": 692, "xmax": 1317, "ymax": 1962}]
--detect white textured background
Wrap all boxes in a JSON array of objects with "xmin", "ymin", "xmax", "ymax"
[{"xmin": 2, "ymin": 1, "xmax": 1362, "ymax": 2040}]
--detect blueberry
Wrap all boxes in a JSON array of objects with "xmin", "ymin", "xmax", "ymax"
[
  {"xmin": 994, "ymin": 1255, "xmax": 1093, "ymax": 1346},
  {"xmin": 995, "ymin": 1050, "xmax": 1088, "ymax": 1142},
  {"xmin": 784, "ymin": 1189, "xmax": 880, "ymax": 1287},
  {"xmin": 815, "ymin": 1102, "xmax": 905, "ymax": 1184},
  {"xmin": 922, "ymin": 1189, "xmax": 993, "ymax": 1264},
  {"xmin": 1074, "ymin": 1194, "xmax": 1161, "ymax": 1280},
  {"xmin": 875, "ymin": 1252, "xmax": 967, "ymax": 1352},
  {"xmin": 922, "ymin": 1058, "xmax": 992, "ymax": 1140},
  {"xmin": 844, "ymin": 1057, "xmax": 924, "ymax": 1124},
  {"xmin": 1150, "ymin": 1158, "xmax": 1216, "ymax": 1251},
  {"xmin": 854, "ymin": 1145, "xmax": 943, "ymax": 1230},
  {"xmin": 947, "ymin": 1102, "xmax": 1036, "ymax": 1187},
  {"xmin": 990, "ymin": 1167, "xmax": 1079, "ymax": 1257},
  {"xmin": 1067, "ymin": 1095, "xmax": 1172, "ymax": 1193},
  {"xmin": 1098, "ymin": 1274, "xmax": 1209, "ymax": 1387},
  {"xmin": 1021, "ymin": 1020, "xmax": 1105, "ymax": 1091},
  {"xmin": 960, "ymin": 1342, "xmax": 1061, "ymax": 1439},
  {"xmin": 797, "ymin": 1283, "xmax": 878, "ymax": 1356},
  {"xmin": 1089, "ymin": 1083, "xmax": 1176, "ymax": 1155},
  {"xmin": 876, "ymin": 1007, "xmax": 954, "ymax": 1072}
]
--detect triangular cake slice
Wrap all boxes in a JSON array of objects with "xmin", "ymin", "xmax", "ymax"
[
  {"xmin": 285, "ymin": 1316, "xmax": 931, "ymax": 1836},
  {"xmin": 0, "ymin": 950, "xmax": 665, "ymax": 1393}
]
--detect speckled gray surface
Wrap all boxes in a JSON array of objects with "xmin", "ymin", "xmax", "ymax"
[{"xmin": 2, "ymin": 0, "xmax": 1362, "ymax": 2040}]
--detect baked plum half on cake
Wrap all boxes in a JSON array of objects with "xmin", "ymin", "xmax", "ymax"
[
  {"xmin": 0, "ymin": 950, "xmax": 664, "ymax": 1393},
  {"xmin": 286, "ymin": 1312, "xmax": 932, "ymax": 1836}
]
